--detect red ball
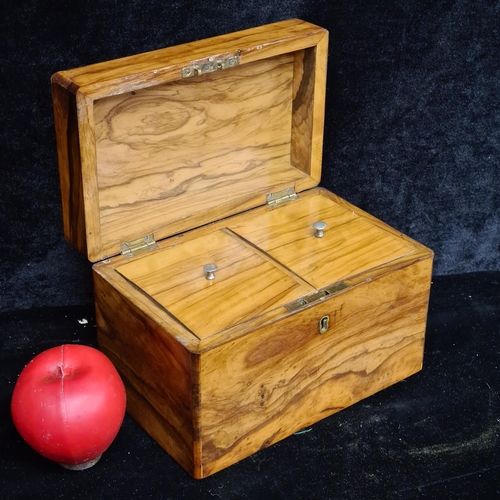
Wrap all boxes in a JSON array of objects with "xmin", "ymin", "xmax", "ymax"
[{"xmin": 11, "ymin": 344, "xmax": 126, "ymax": 469}]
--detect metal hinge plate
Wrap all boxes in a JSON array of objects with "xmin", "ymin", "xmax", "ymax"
[
  {"xmin": 181, "ymin": 54, "xmax": 240, "ymax": 78},
  {"xmin": 121, "ymin": 234, "xmax": 158, "ymax": 258},
  {"xmin": 266, "ymin": 187, "xmax": 298, "ymax": 207}
]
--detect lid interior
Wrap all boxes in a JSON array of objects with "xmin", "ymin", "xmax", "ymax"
[{"xmin": 92, "ymin": 49, "xmax": 319, "ymax": 259}]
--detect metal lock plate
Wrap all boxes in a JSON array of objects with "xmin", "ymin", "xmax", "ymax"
[{"xmin": 284, "ymin": 282, "xmax": 348, "ymax": 313}]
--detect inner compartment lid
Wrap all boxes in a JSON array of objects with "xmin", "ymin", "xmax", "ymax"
[
  {"xmin": 116, "ymin": 229, "xmax": 313, "ymax": 339},
  {"xmin": 52, "ymin": 20, "xmax": 328, "ymax": 262},
  {"xmin": 113, "ymin": 190, "xmax": 417, "ymax": 340},
  {"xmin": 227, "ymin": 193, "xmax": 416, "ymax": 289}
]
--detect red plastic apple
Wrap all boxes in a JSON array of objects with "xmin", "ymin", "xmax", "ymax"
[{"xmin": 11, "ymin": 344, "xmax": 126, "ymax": 470}]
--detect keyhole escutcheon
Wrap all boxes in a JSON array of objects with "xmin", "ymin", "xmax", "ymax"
[{"xmin": 319, "ymin": 315, "xmax": 329, "ymax": 334}]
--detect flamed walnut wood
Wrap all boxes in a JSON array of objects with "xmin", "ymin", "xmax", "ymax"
[
  {"xmin": 93, "ymin": 272, "xmax": 200, "ymax": 474},
  {"xmin": 54, "ymin": 19, "xmax": 434, "ymax": 479},
  {"xmin": 228, "ymin": 194, "xmax": 416, "ymax": 289},
  {"xmin": 116, "ymin": 229, "xmax": 312, "ymax": 339},
  {"xmin": 95, "ymin": 255, "xmax": 432, "ymax": 478},
  {"xmin": 52, "ymin": 19, "xmax": 326, "ymax": 96},
  {"xmin": 197, "ymin": 259, "xmax": 432, "ymax": 475},
  {"xmin": 93, "ymin": 189, "xmax": 433, "ymax": 352},
  {"xmin": 115, "ymin": 192, "xmax": 417, "ymax": 339},
  {"xmin": 93, "ymin": 188, "xmax": 433, "ymax": 478},
  {"xmin": 52, "ymin": 20, "xmax": 328, "ymax": 262},
  {"xmin": 52, "ymin": 85, "xmax": 86, "ymax": 252},
  {"xmin": 93, "ymin": 54, "xmax": 304, "ymax": 255}
]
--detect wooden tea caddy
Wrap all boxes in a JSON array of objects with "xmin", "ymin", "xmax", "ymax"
[{"xmin": 52, "ymin": 19, "xmax": 433, "ymax": 478}]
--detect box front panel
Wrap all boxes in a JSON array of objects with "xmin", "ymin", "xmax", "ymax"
[{"xmin": 198, "ymin": 258, "xmax": 432, "ymax": 477}]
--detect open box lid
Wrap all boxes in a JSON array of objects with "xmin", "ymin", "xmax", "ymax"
[{"xmin": 52, "ymin": 19, "xmax": 328, "ymax": 262}]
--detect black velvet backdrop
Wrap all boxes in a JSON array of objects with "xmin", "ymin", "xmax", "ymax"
[
  {"xmin": 1, "ymin": 1, "xmax": 500, "ymax": 498},
  {"xmin": 1, "ymin": 0, "xmax": 499, "ymax": 312}
]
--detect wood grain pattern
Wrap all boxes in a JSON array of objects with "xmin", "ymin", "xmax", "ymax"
[
  {"xmin": 54, "ymin": 20, "xmax": 327, "ymax": 98},
  {"xmin": 197, "ymin": 258, "xmax": 432, "ymax": 476},
  {"xmin": 113, "ymin": 191, "xmax": 416, "ymax": 340},
  {"xmin": 55, "ymin": 20, "xmax": 434, "ymax": 478},
  {"xmin": 291, "ymin": 32, "xmax": 328, "ymax": 181},
  {"xmin": 53, "ymin": 20, "xmax": 328, "ymax": 261},
  {"xmin": 309, "ymin": 33, "xmax": 329, "ymax": 181},
  {"xmin": 93, "ymin": 188, "xmax": 432, "ymax": 352},
  {"xmin": 94, "ymin": 248, "xmax": 432, "ymax": 478},
  {"xmin": 51, "ymin": 82, "xmax": 87, "ymax": 254},
  {"xmin": 116, "ymin": 230, "xmax": 311, "ymax": 339},
  {"xmin": 92, "ymin": 53, "xmax": 311, "ymax": 259},
  {"xmin": 229, "ymin": 194, "xmax": 415, "ymax": 288},
  {"xmin": 93, "ymin": 271, "xmax": 200, "ymax": 474},
  {"xmin": 76, "ymin": 92, "xmax": 102, "ymax": 260}
]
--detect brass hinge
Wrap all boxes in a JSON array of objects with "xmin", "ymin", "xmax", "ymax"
[
  {"xmin": 266, "ymin": 187, "xmax": 298, "ymax": 207},
  {"xmin": 285, "ymin": 282, "xmax": 349, "ymax": 312},
  {"xmin": 121, "ymin": 234, "xmax": 158, "ymax": 258},
  {"xmin": 181, "ymin": 54, "xmax": 240, "ymax": 78}
]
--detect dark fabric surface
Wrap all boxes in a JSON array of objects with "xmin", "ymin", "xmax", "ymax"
[
  {"xmin": 2, "ymin": 271, "xmax": 499, "ymax": 498},
  {"xmin": 1, "ymin": 2, "xmax": 499, "ymax": 497},
  {"xmin": 1, "ymin": 1, "xmax": 500, "ymax": 312}
]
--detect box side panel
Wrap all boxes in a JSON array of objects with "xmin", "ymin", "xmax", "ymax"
[
  {"xmin": 75, "ymin": 93, "xmax": 102, "ymax": 261},
  {"xmin": 51, "ymin": 79, "xmax": 87, "ymax": 255},
  {"xmin": 291, "ymin": 31, "xmax": 328, "ymax": 182},
  {"xmin": 198, "ymin": 257, "xmax": 432, "ymax": 477},
  {"xmin": 93, "ymin": 271, "xmax": 201, "ymax": 477}
]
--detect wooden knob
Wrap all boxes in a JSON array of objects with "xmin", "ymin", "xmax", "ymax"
[
  {"xmin": 203, "ymin": 264, "xmax": 218, "ymax": 280},
  {"xmin": 313, "ymin": 221, "xmax": 327, "ymax": 238}
]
